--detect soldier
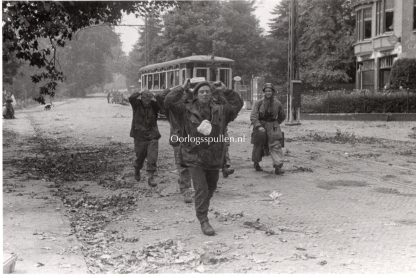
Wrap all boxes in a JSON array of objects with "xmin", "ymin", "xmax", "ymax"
[
  {"xmin": 250, "ymin": 83, "xmax": 286, "ymax": 175},
  {"xmin": 162, "ymin": 88, "xmax": 193, "ymax": 203},
  {"xmin": 165, "ymin": 80, "xmax": 243, "ymax": 236},
  {"xmin": 212, "ymin": 81, "xmax": 235, "ymax": 178},
  {"xmin": 128, "ymin": 90, "xmax": 161, "ymax": 187}
]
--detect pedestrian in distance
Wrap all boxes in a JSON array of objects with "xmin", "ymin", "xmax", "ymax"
[
  {"xmin": 250, "ymin": 83, "xmax": 286, "ymax": 175},
  {"xmin": 129, "ymin": 90, "xmax": 162, "ymax": 187},
  {"xmin": 164, "ymin": 79, "xmax": 243, "ymax": 236}
]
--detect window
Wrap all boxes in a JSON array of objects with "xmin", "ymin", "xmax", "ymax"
[
  {"xmin": 160, "ymin": 72, "xmax": 166, "ymax": 89},
  {"xmin": 174, "ymin": 70, "xmax": 180, "ymax": 86},
  {"xmin": 167, "ymin": 71, "xmax": 174, "ymax": 88},
  {"xmin": 375, "ymin": 0, "xmax": 394, "ymax": 34},
  {"xmin": 358, "ymin": 59, "xmax": 375, "ymax": 91},
  {"xmin": 356, "ymin": 7, "xmax": 372, "ymax": 41},
  {"xmin": 384, "ymin": 0, "xmax": 394, "ymax": 32},
  {"xmin": 209, "ymin": 68, "xmax": 217, "ymax": 82},
  {"xmin": 153, "ymin": 73, "xmax": 159, "ymax": 89},
  {"xmin": 379, "ymin": 55, "xmax": 396, "ymax": 89},
  {"xmin": 364, "ymin": 8, "xmax": 372, "ymax": 39},
  {"xmin": 219, "ymin": 69, "xmax": 230, "ymax": 87},
  {"xmin": 196, "ymin": 68, "xmax": 208, "ymax": 79},
  {"xmin": 147, "ymin": 75, "xmax": 152, "ymax": 90}
]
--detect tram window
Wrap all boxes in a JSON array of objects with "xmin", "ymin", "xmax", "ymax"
[
  {"xmin": 160, "ymin": 72, "xmax": 166, "ymax": 89},
  {"xmin": 210, "ymin": 68, "xmax": 217, "ymax": 82},
  {"xmin": 142, "ymin": 75, "xmax": 147, "ymax": 90},
  {"xmin": 148, "ymin": 75, "xmax": 153, "ymax": 90},
  {"xmin": 153, "ymin": 73, "xmax": 159, "ymax": 90},
  {"xmin": 174, "ymin": 70, "xmax": 180, "ymax": 86},
  {"xmin": 167, "ymin": 71, "xmax": 174, "ymax": 88},
  {"xmin": 219, "ymin": 69, "xmax": 230, "ymax": 86},
  {"xmin": 196, "ymin": 68, "xmax": 208, "ymax": 79},
  {"xmin": 182, "ymin": 69, "xmax": 186, "ymax": 84}
]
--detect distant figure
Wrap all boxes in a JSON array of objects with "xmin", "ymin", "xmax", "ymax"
[
  {"xmin": 250, "ymin": 83, "xmax": 286, "ymax": 175},
  {"xmin": 129, "ymin": 90, "xmax": 162, "ymax": 187},
  {"xmin": 3, "ymin": 91, "xmax": 15, "ymax": 119},
  {"xmin": 44, "ymin": 104, "xmax": 53, "ymax": 110},
  {"xmin": 107, "ymin": 90, "xmax": 111, "ymax": 103}
]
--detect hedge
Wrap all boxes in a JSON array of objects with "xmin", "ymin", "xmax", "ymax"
[{"xmin": 302, "ymin": 92, "xmax": 416, "ymax": 113}]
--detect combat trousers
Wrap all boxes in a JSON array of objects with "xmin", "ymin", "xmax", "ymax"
[
  {"xmin": 189, "ymin": 167, "xmax": 219, "ymax": 223},
  {"xmin": 251, "ymin": 122, "xmax": 284, "ymax": 167},
  {"xmin": 134, "ymin": 138, "xmax": 158, "ymax": 173},
  {"xmin": 173, "ymin": 145, "xmax": 191, "ymax": 192}
]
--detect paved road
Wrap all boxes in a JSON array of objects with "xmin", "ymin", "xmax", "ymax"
[{"xmin": 3, "ymin": 95, "xmax": 416, "ymax": 273}]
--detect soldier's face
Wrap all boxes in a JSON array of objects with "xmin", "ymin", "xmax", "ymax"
[
  {"xmin": 197, "ymin": 86, "xmax": 212, "ymax": 104},
  {"xmin": 142, "ymin": 96, "xmax": 152, "ymax": 107},
  {"xmin": 264, "ymin": 88, "xmax": 273, "ymax": 99}
]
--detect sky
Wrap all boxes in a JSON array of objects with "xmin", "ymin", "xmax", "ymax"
[{"xmin": 114, "ymin": 0, "xmax": 280, "ymax": 55}]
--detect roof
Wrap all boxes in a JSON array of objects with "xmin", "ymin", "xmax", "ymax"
[{"xmin": 139, "ymin": 55, "xmax": 235, "ymax": 72}]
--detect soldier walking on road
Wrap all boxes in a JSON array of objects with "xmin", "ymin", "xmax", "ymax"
[
  {"xmin": 165, "ymin": 80, "xmax": 243, "ymax": 236},
  {"xmin": 250, "ymin": 83, "xmax": 286, "ymax": 175},
  {"xmin": 162, "ymin": 88, "xmax": 193, "ymax": 203},
  {"xmin": 129, "ymin": 90, "xmax": 162, "ymax": 187}
]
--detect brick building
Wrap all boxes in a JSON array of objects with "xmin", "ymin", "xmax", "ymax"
[{"xmin": 354, "ymin": 0, "xmax": 416, "ymax": 91}]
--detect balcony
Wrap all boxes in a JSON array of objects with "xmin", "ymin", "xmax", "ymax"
[
  {"xmin": 353, "ymin": 40, "xmax": 373, "ymax": 55},
  {"xmin": 372, "ymin": 33, "xmax": 397, "ymax": 51}
]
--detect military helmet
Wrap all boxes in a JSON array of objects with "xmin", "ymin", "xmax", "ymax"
[{"xmin": 262, "ymin": 83, "xmax": 276, "ymax": 93}]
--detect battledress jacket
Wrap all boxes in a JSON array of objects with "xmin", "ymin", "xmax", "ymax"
[
  {"xmin": 129, "ymin": 92, "xmax": 161, "ymax": 141},
  {"xmin": 164, "ymin": 87, "xmax": 243, "ymax": 169},
  {"xmin": 250, "ymin": 97, "xmax": 286, "ymax": 146}
]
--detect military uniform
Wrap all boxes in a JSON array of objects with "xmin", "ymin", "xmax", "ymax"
[
  {"xmin": 250, "ymin": 83, "xmax": 286, "ymax": 173},
  {"xmin": 129, "ymin": 91, "xmax": 161, "ymax": 186},
  {"xmin": 164, "ymin": 82, "xmax": 243, "ymax": 233}
]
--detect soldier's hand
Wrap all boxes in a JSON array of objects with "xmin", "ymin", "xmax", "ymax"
[
  {"xmin": 258, "ymin": 126, "xmax": 265, "ymax": 132},
  {"xmin": 183, "ymin": 78, "xmax": 191, "ymax": 91}
]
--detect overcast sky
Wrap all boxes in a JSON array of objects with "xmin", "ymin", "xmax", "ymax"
[{"xmin": 114, "ymin": 0, "xmax": 280, "ymax": 55}]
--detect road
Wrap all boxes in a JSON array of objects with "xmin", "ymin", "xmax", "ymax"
[{"xmin": 3, "ymin": 94, "xmax": 416, "ymax": 273}]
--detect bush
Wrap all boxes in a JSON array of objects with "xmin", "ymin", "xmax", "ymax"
[
  {"xmin": 302, "ymin": 90, "xmax": 416, "ymax": 113},
  {"xmin": 389, "ymin": 58, "xmax": 416, "ymax": 91}
]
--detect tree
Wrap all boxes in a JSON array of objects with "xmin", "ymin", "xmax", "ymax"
[
  {"xmin": 268, "ymin": 0, "xmax": 356, "ymax": 89},
  {"xmin": 125, "ymin": 16, "xmax": 164, "ymax": 86},
  {"xmin": 389, "ymin": 59, "xmax": 416, "ymax": 91},
  {"xmin": 2, "ymin": 1, "xmax": 175, "ymax": 103},
  {"xmin": 298, "ymin": 0, "xmax": 355, "ymax": 89},
  {"xmin": 58, "ymin": 26, "xmax": 124, "ymax": 97},
  {"xmin": 155, "ymin": 1, "xmax": 266, "ymax": 81}
]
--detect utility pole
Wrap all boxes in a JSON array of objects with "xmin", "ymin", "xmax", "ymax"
[
  {"xmin": 144, "ymin": 16, "xmax": 149, "ymax": 65},
  {"xmin": 286, "ymin": 0, "xmax": 301, "ymax": 125}
]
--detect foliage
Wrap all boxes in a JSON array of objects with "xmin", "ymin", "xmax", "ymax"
[
  {"xmin": 302, "ymin": 91, "xmax": 416, "ymax": 113},
  {"xmin": 58, "ymin": 26, "xmax": 124, "ymax": 97},
  {"xmin": 267, "ymin": 0, "xmax": 355, "ymax": 88},
  {"xmin": 389, "ymin": 58, "xmax": 416, "ymax": 91},
  {"xmin": 127, "ymin": 1, "xmax": 267, "ymax": 82},
  {"xmin": 2, "ymin": 1, "xmax": 175, "ymax": 103}
]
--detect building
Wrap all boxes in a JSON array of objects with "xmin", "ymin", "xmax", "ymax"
[{"xmin": 353, "ymin": 0, "xmax": 416, "ymax": 91}]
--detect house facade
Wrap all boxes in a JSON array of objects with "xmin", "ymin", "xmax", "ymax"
[{"xmin": 354, "ymin": 0, "xmax": 416, "ymax": 91}]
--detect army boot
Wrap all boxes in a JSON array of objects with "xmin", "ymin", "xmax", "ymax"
[
  {"xmin": 254, "ymin": 162, "xmax": 263, "ymax": 172},
  {"xmin": 222, "ymin": 167, "xmax": 235, "ymax": 178},
  {"xmin": 200, "ymin": 221, "xmax": 215, "ymax": 236},
  {"xmin": 147, "ymin": 172, "xmax": 157, "ymax": 187},
  {"xmin": 274, "ymin": 163, "xmax": 284, "ymax": 175},
  {"xmin": 134, "ymin": 168, "xmax": 141, "ymax": 181}
]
